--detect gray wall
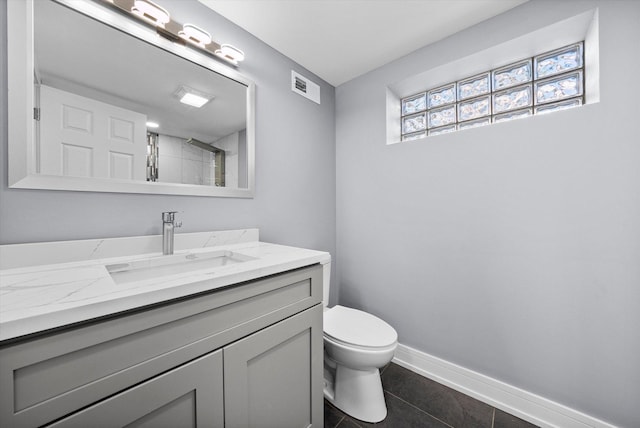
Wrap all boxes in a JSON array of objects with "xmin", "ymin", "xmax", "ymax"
[
  {"xmin": 0, "ymin": 0, "xmax": 336, "ymax": 280},
  {"xmin": 335, "ymin": 1, "xmax": 639, "ymax": 427}
]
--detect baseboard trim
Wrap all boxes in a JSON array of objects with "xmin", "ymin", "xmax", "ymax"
[{"xmin": 392, "ymin": 344, "xmax": 617, "ymax": 428}]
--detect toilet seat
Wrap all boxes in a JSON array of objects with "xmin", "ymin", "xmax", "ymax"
[{"xmin": 324, "ymin": 305, "xmax": 397, "ymax": 349}]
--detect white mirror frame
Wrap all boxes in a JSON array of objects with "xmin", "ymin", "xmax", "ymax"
[{"xmin": 7, "ymin": 0, "xmax": 255, "ymax": 198}]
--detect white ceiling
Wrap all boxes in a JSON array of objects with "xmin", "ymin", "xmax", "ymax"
[{"xmin": 199, "ymin": 0, "xmax": 529, "ymax": 86}]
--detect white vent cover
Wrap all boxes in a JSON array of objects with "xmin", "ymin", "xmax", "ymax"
[{"xmin": 291, "ymin": 70, "xmax": 320, "ymax": 104}]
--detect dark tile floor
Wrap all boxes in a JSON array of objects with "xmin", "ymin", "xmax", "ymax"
[{"xmin": 324, "ymin": 363, "xmax": 539, "ymax": 428}]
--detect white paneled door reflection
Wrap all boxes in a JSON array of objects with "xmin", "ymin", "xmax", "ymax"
[{"xmin": 39, "ymin": 85, "xmax": 147, "ymax": 180}]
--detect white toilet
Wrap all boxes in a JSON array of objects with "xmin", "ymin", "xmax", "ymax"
[{"xmin": 321, "ymin": 260, "xmax": 398, "ymax": 423}]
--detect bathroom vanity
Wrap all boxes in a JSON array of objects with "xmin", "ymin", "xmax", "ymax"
[{"xmin": 0, "ymin": 230, "xmax": 328, "ymax": 427}]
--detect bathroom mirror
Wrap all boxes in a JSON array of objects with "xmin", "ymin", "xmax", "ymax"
[{"xmin": 7, "ymin": 0, "xmax": 255, "ymax": 197}]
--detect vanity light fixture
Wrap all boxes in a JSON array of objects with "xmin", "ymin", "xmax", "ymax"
[
  {"xmin": 131, "ymin": 0, "xmax": 170, "ymax": 28},
  {"xmin": 107, "ymin": 0, "xmax": 245, "ymax": 65},
  {"xmin": 215, "ymin": 44, "xmax": 245, "ymax": 64},
  {"xmin": 175, "ymin": 86, "xmax": 213, "ymax": 108},
  {"xmin": 146, "ymin": 121, "xmax": 160, "ymax": 128},
  {"xmin": 179, "ymin": 24, "xmax": 212, "ymax": 48}
]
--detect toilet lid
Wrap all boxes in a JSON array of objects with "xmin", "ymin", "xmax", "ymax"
[{"xmin": 324, "ymin": 305, "xmax": 397, "ymax": 348}]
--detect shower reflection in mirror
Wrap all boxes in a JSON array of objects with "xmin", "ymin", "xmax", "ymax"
[
  {"xmin": 145, "ymin": 132, "xmax": 239, "ymax": 187},
  {"xmin": 146, "ymin": 132, "xmax": 159, "ymax": 182}
]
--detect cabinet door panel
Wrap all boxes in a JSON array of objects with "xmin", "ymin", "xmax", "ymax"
[
  {"xmin": 224, "ymin": 305, "xmax": 323, "ymax": 428},
  {"xmin": 48, "ymin": 350, "xmax": 223, "ymax": 428}
]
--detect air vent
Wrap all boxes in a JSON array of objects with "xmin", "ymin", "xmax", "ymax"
[
  {"xmin": 295, "ymin": 76, "xmax": 307, "ymax": 93},
  {"xmin": 291, "ymin": 70, "xmax": 320, "ymax": 104}
]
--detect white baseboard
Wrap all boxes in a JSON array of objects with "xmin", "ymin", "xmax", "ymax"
[{"xmin": 392, "ymin": 344, "xmax": 618, "ymax": 428}]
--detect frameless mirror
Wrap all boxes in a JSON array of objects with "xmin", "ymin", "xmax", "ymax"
[{"xmin": 7, "ymin": 0, "xmax": 255, "ymax": 197}]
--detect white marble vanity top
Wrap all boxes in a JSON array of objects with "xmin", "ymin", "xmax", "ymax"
[{"xmin": 0, "ymin": 230, "xmax": 330, "ymax": 342}]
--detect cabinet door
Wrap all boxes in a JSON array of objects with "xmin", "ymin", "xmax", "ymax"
[
  {"xmin": 48, "ymin": 350, "xmax": 224, "ymax": 428},
  {"xmin": 224, "ymin": 305, "xmax": 323, "ymax": 428}
]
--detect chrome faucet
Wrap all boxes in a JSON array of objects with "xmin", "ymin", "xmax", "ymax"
[{"xmin": 162, "ymin": 211, "xmax": 182, "ymax": 255}]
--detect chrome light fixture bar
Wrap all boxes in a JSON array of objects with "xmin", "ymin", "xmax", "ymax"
[{"xmin": 104, "ymin": 0, "xmax": 245, "ymax": 65}]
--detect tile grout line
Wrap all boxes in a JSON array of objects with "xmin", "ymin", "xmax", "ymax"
[
  {"xmin": 384, "ymin": 390, "xmax": 456, "ymax": 428},
  {"xmin": 341, "ymin": 415, "xmax": 363, "ymax": 428}
]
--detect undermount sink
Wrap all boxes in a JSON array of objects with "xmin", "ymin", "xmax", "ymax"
[{"xmin": 106, "ymin": 250, "xmax": 256, "ymax": 284}]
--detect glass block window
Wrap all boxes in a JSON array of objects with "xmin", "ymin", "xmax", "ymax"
[
  {"xmin": 428, "ymin": 84, "xmax": 456, "ymax": 108},
  {"xmin": 400, "ymin": 42, "xmax": 584, "ymax": 141},
  {"xmin": 458, "ymin": 73, "xmax": 490, "ymax": 100},
  {"xmin": 402, "ymin": 93, "xmax": 426, "ymax": 115},
  {"xmin": 493, "ymin": 60, "xmax": 532, "ymax": 91},
  {"xmin": 402, "ymin": 113, "xmax": 426, "ymax": 134}
]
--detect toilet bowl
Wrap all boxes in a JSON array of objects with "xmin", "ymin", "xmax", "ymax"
[{"xmin": 321, "ymin": 260, "xmax": 398, "ymax": 423}]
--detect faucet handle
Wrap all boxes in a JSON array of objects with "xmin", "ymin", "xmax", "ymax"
[{"xmin": 162, "ymin": 211, "xmax": 177, "ymax": 223}]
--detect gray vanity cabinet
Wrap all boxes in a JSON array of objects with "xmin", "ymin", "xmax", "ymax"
[{"xmin": 0, "ymin": 264, "xmax": 324, "ymax": 428}]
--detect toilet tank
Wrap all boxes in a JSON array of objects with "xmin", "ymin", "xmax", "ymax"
[{"xmin": 321, "ymin": 259, "xmax": 331, "ymax": 308}]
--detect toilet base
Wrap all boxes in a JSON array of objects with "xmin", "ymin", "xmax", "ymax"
[{"xmin": 324, "ymin": 362, "xmax": 387, "ymax": 423}]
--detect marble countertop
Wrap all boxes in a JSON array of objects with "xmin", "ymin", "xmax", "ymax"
[{"xmin": 0, "ymin": 238, "xmax": 330, "ymax": 342}]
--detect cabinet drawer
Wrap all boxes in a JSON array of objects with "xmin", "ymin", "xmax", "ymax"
[
  {"xmin": 0, "ymin": 264, "xmax": 322, "ymax": 427},
  {"xmin": 48, "ymin": 350, "xmax": 224, "ymax": 428}
]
